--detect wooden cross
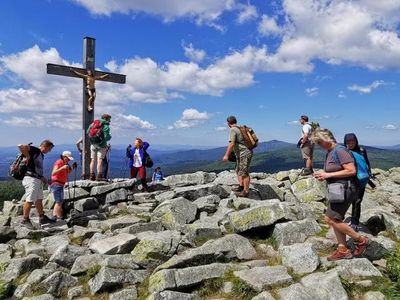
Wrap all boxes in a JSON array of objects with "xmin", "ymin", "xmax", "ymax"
[{"xmin": 46, "ymin": 37, "xmax": 126, "ymax": 179}]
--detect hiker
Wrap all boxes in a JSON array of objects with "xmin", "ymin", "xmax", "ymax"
[
  {"xmin": 223, "ymin": 116, "xmax": 253, "ymax": 197},
  {"xmin": 50, "ymin": 151, "xmax": 77, "ymax": 220},
  {"xmin": 87, "ymin": 113, "xmax": 112, "ymax": 181},
  {"xmin": 312, "ymin": 128, "xmax": 369, "ymax": 261},
  {"xmin": 298, "ymin": 115, "xmax": 314, "ymax": 175},
  {"xmin": 126, "ymin": 138, "xmax": 150, "ymax": 192},
  {"xmin": 76, "ymin": 137, "xmax": 110, "ymax": 179},
  {"xmin": 152, "ymin": 166, "xmax": 164, "ymax": 183},
  {"xmin": 70, "ymin": 68, "xmax": 109, "ymax": 111},
  {"xmin": 18, "ymin": 140, "xmax": 55, "ymax": 228},
  {"xmin": 344, "ymin": 133, "xmax": 372, "ymax": 231}
]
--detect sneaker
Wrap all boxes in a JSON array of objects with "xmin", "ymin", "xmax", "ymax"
[
  {"xmin": 327, "ymin": 248, "xmax": 353, "ymax": 261},
  {"xmin": 354, "ymin": 236, "xmax": 369, "ymax": 257},
  {"xmin": 39, "ymin": 215, "xmax": 56, "ymax": 225},
  {"xmin": 300, "ymin": 168, "xmax": 313, "ymax": 176},
  {"xmin": 232, "ymin": 186, "xmax": 244, "ymax": 192},
  {"xmin": 350, "ymin": 224, "xmax": 360, "ymax": 232},
  {"xmin": 21, "ymin": 218, "xmax": 34, "ymax": 230},
  {"xmin": 96, "ymin": 174, "xmax": 105, "ymax": 181},
  {"xmin": 235, "ymin": 190, "xmax": 249, "ymax": 198},
  {"xmin": 89, "ymin": 173, "xmax": 96, "ymax": 181}
]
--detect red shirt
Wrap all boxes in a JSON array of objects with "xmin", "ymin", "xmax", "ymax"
[{"xmin": 51, "ymin": 159, "xmax": 68, "ymax": 185}]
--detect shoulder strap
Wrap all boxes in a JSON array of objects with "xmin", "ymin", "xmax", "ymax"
[{"xmin": 331, "ymin": 145, "xmax": 347, "ymax": 166}]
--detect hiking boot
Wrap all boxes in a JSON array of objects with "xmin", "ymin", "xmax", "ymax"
[
  {"xmin": 350, "ymin": 223, "xmax": 360, "ymax": 232},
  {"xmin": 39, "ymin": 215, "xmax": 56, "ymax": 225},
  {"xmin": 21, "ymin": 218, "xmax": 34, "ymax": 230},
  {"xmin": 232, "ymin": 186, "xmax": 244, "ymax": 192},
  {"xmin": 89, "ymin": 173, "xmax": 96, "ymax": 181},
  {"xmin": 235, "ymin": 190, "xmax": 249, "ymax": 198},
  {"xmin": 327, "ymin": 247, "xmax": 353, "ymax": 261},
  {"xmin": 354, "ymin": 236, "xmax": 369, "ymax": 257},
  {"xmin": 300, "ymin": 168, "xmax": 313, "ymax": 176},
  {"xmin": 96, "ymin": 174, "xmax": 106, "ymax": 181}
]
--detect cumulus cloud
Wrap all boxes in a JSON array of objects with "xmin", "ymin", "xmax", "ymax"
[
  {"xmin": 383, "ymin": 124, "xmax": 398, "ymax": 130},
  {"xmin": 287, "ymin": 120, "xmax": 299, "ymax": 126},
  {"xmin": 118, "ymin": 114, "xmax": 156, "ymax": 130},
  {"xmin": 347, "ymin": 80, "xmax": 391, "ymax": 94},
  {"xmin": 71, "ymin": 0, "xmax": 235, "ymax": 28},
  {"xmin": 258, "ymin": 15, "xmax": 282, "ymax": 36},
  {"xmin": 237, "ymin": 4, "xmax": 258, "ymax": 24},
  {"xmin": 215, "ymin": 126, "xmax": 227, "ymax": 131},
  {"xmin": 338, "ymin": 91, "xmax": 347, "ymax": 99},
  {"xmin": 305, "ymin": 87, "xmax": 319, "ymax": 97},
  {"xmin": 183, "ymin": 43, "xmax": 206, "ymax": 63},
  {"xmin": 173, "ymin": 108, "xmax": 210, "ymax": 129}
]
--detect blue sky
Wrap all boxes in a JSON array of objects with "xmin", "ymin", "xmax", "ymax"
[{"xmin": 0, "ymin": 0, "xmax": 399, "ymax": 147}]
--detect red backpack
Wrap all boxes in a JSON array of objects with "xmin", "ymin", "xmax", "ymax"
[{"xmin": 87, "ymin": 119, "xmax": 104, "ymax": 145}]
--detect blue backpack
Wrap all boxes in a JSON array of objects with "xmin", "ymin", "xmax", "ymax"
[{"xmin": 332, "ymin": 145, "xmax": 369, "ymax": 188}]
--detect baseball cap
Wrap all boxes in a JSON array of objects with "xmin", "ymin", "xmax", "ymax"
[{"xmin": 62, "ymin": 151, "xmax": 74, "ymax": 160}]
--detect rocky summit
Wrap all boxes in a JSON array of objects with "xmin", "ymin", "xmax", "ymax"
[{"xmin": 1, "ymin": 167, "xmax": 400, "ymax": 299}]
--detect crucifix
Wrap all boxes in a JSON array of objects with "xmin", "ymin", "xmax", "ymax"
[{"xmin": 47, "ymin": 37, "xmax": 126, "ymax": 179}]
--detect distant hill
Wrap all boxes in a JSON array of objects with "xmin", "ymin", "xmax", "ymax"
[{"xmin": 0, "ymin": 141, "xmax": 398, "ymax": 180}]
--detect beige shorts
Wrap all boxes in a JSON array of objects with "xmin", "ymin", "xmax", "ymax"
[
  {"xmin": 22, "ymin": 176, "xmax": 43, "ymax": 203},
  {"xmin": 301, "ymin": 142, "xmax": 314, "ymax": 160},
  {"xmin": 235, "ymin": 150, "xmax": 253, "ymax": 177},
  {"xmin": 91, "ymin": 144, "xmax": 107, "ymax": 160}
]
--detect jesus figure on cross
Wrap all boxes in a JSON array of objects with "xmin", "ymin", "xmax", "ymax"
[{"xmin": 70, "ymin": 68, "xmax": 109, "ymax": 111}]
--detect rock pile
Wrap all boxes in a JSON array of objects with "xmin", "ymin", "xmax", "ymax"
[{"xmin": 0, "ymin": 167, "xmax": 399, "ymax": 299}]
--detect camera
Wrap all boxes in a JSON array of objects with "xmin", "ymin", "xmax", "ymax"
[{"xmin": 72, "ymin": 162, "xmax": 78, "ymax": 169}]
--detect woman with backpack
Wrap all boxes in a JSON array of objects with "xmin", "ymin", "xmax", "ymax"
[
  {"xmin": 126, "ymin": 138, "xmax": 150, "ymax": 192},
  {"xmin": 312, "ymin": 128, "xmax": 368, "ymax": 261},
  {"xmin": 344, "ymin": 133, "xmax": 372, "ymax": 231}
]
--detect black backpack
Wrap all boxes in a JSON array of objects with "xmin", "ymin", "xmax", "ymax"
[
  {"xmin": 144, "ymin": 151, "xmax": 154, "ymax": 168},
  {"xmin": 9, "ymin": 151, "xmax": 39, "ymax": 180}
]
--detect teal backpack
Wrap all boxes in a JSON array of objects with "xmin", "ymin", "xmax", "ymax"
[{"xmin": 332, "ymin": 145, "xmax": 369, "ymax": 188}]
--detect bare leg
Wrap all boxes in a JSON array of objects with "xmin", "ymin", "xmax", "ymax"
[
  {"xmin": 242, "ymin": 175, "xmax": 250, "ymax": 193},
  {"xmin": 306, "ymin": 158, "xmax": 313, "ymax": 169},
  {"xmin": 90, "ymin": 158, "xmax": 95, "ymax": 175},
  {"xmin": 53, "ymin": 203, "xmax": 63, "ymax": 218},
  {"xmin": 237, "ymin": 175, "xmax": 244, "ymax": 187},
  {"xmin": 23, "ymin": 202, "xmax": 33, "ymax": 219},
  {"xmin": 35, "ymin": 200, "xmax": 44, "ymax": 216},
  {"xmin": 97, "ymin": 157, "xmax": 103, "ymax": 176}
]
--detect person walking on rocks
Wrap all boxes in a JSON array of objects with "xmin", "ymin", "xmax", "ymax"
[
  {"xmin": 87, "ymin": 113, "xmax": 111, "ymax": 181},
  {"xmin": 312, "ymin": 128, "xmax": 369, "ymax": 261},
  {"xmin": 223, "ymin": 116, "xmax": 253, "ymax": 197},
  {"xmin": 50, "ymin": 151, "xmax": 77, "ymax": 220},
  {"xmin": 127, "ymin": 138, "xmax": 150, "ymax": 192},
  {"xmin": 298, "ymin": 115, "xmax": 314, "ymax": 175},
  {"xmin": 18, "ymin": 140, "xmax": 55, "ymax": 228},
  {"xmin": 344, "ymin": 133, "xmax": 372, "ymax": 231}
]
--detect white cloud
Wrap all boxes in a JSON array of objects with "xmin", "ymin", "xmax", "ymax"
[
  {"xmin": 183, "ymin": 43, "xmax": 206, "ymax": 63},
  {"xmin": 258, "ymin": 15, "xmax": 282, "ymax": 36},
  {"xmin": 347, "ymin": 80, "xmax": 391, "ymax": 94},
  {"xmin": 305, "ymin": 87, "xmax": 319, "ymax": 97},
  {"xmin": 118, "ymin": 114, "xmax": 156, "ymax": 130},
  {"xmin": 287, "ymin": 120, "xmax": 299, "ymax": 126},
  {"xmin": 338, "ymin": 91, "xmax": 347, "ymax": 99},
  {"xmin": 383, "ymin": 124, "xmax": 398, "ymax": 130},
  {"xmin": 215, "ymin": 126, "xmax": 227, "ymax": 131},
  {"xmin": 237, "ymin": 4, "xmax": 258, "ymax": 24},
  {"xmin": 71, "ymin": 0, "xmax": 235, "ymax": 28},
  {"xmin": 173, "ymin": 108, "xmax": 210, "ymax": 129}
]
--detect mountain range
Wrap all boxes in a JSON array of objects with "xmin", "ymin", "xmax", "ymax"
[{"xmin": 0, "ymin": 140, "xmax": 399, "ymax": 180}]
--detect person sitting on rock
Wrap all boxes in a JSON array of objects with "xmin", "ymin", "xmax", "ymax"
[
  {"xmin": 126, "ymin": 138, "xmax": 150, "ymax": 192},
  {"xmin": 152, "ymin": 166, "xmax": 164, "ymax": 183}
]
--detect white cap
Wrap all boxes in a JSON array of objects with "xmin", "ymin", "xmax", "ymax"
[{"xmin": 62, "ymin": 151, "xmax": 74, "ymax": 161}]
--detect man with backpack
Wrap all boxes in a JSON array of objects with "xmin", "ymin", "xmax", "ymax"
[
  {"xmin": 298, "ymin": 115, "xmax": 314, "ymax": 175},
  {"xmin": 223, "ymin": 116, "xmax": 256, "ymax": 197},
  {"xmin": 17, "ymin": 140, "xmax": 55, "ymax": 228},
  {"xmin": 87, "ymin": 114, "xmax": 112, "ymax": 181}
]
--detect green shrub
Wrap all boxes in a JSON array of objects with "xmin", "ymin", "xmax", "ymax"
[
  {"xmin": 0, "ymin": 180, "xmax": 24, "ymax": 208},
  {"xmin": 387, "ymin": 244, "xmax": 400, "ymax": 282}
]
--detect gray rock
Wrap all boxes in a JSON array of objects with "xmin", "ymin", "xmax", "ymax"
[
  {"xmin": 102, "ymin": 254, "xmax": 140, "ymax": 269},
  {"xmin": 118, "ymin": 221, "xmax": 163, "ymax": 235},
  {"xmin": 64, "ymin": 186, "xmax": 90, "ymax": 200},
  {"xmin": 1, "ymin": 254, "xmax": 43, "ymax": 282},
  {"xmin": 22, "ymin": 295, "xmax": 57, "ymax": 300},
  {"xmin": 89, "ymin": 233, "xmax": 138, "ymax": 255},
  {"xmin": 131, "ymin": 230, "xmax": 181, "ymax": 268},
  {"xmin": 363, "ymin": 291, "xmax": 386, "ymax": 300},
  {"xmin": 0, "ymin": 225, "xmax": 17, "ymax": 242},
  {"xmin": 109, "ymin": 287, "xmax": 138, "ymax": 300},
  {"xmin": 149, "ymin": 263, "xmax": 245, "ymax": 293},
  {"xmin": 335, "ymin": 258, "xmax": 382, "ymax": 278},
  {"xmin": 273, "ymin": 219, "xmax": 321, "ymax": 247},
  {"xmin": 40, "ymin": 235, "xmax": 70, "ymax": 256},
  {"xmin": 157, "ymin": 234, "xmax": 256, "ymax": 271},
  {"xmin": 70, "ymin": 254, "xmax": 103, "ymax": 276},
  {"xmin": 234, "ymin": 266, "xmax": 293, "ymax": 292},
  {"xmin": 3, "ymin": 200, "xmax": 23, "ymax": 216},
  {"xmin": 251, "ymin": 291, "xmax": 275, "ymax": 300},
  {"xmin": 15, "ymin": 226, "xmax": 49, "ymax": 240},
  {"xmin": 252, "ymin": 183, "xmax": 285, "ymax": 200},
  {"xmin": 49, "ymin": 244, "xmax": 89, "ymax": 268},
  {"xmin": 153, "ymin": 197, "xmax": 197, "ymax": 230},
  {"xmin": 279, "ymin": 243, "xmax": 320, "ymax": 274},
  {"xmin": 163, "ymin": 172, "xmax": 216, "ymax": 187},
  {"xmin": 213, "ymin": 170, "xmax": 238, "ymax": 186},
  {"xmin": 149, "ymin": 291, "xmax": 200, "ymax": 300},
  {"xmin": 173, "ymin": 183, "xmax": 230, "ymax": 201},
  {"xmin": 193, "ymin": 195, "xmax": 220, "ymax": 213},
  {"xmin": 74, "ymin": 197, "xmax": 99, "ymax": 212},
  {"xmin": 0, "ymin": 244, "xmax": 12, "ymax": 262},
  {"xmin": 185, "ymin": 222, "xmax": 222, "ymax": 242},
  {"xmin": 277, "ymin": 283, "xmax": 315, "ymax": 300},
  {"xmin": 41, "ymin": 271, "xmax": 78, "ymax": 297},
  {"xmin": 90, "ymin": 179, "xmax": 136, "ymax": 196},
  {"xmin": 105, "ymin": 188, "xmax": 129, "ymax": 204},
  {"xmin": 88, "ymin": 267, "xmax": 148, "ymax": 294},
  {"xmin": 306, "ymin": 237, "xmax": 336, "ymax": 252},
  {"xmin": 67, "ymin": 285, "xmax": 85, "ymax": 299},
  {"xmin": 300, "ymin": 270, "xmax": 348, "ymax": 300},
  {"xmin": 72, "ymin": 225, "xmax": 101, "ymax": 240},
  {"xmin": 89, "ymin": 215, "xmax": 143, "ymax": 231}
]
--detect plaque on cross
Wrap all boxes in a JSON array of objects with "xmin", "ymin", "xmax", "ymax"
[{"xmin": 46, "ymin": 37, "xmax": 126, "ymax": 179}]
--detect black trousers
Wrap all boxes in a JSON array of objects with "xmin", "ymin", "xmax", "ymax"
[{"xmin": 351, "ymin": 187, "xmax": 365, "ymax": 225}]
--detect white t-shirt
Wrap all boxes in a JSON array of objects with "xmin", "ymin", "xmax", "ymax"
[
  {"xmin": 301, "ymin": 123, "xmax": 312, "ymax": 138},
  {"xmin": 133, "ymin": 148, "xmax": 142, "ymax": 167}
]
